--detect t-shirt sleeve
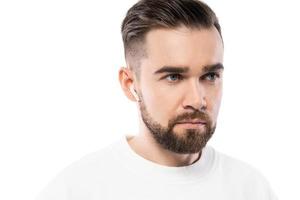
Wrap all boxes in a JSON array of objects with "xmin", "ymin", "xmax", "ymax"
[
  {"xmin": 35, "ymin": 171, "xmax": 69, "ymax": 200},
  {"xmin": 264, "ymin": 179, "xmax": 279, "ymax": 200},
  {"xmin": 253, "ymin": 169, "xmax": 279, "ymax": 200}
]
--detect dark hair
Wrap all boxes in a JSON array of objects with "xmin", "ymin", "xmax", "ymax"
[{"xmin": 121, "ymin": 0, "xmax": 222, "ymax": 78}]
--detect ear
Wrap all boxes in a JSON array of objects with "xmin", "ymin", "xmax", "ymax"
[{"xmin": 118, "ymin": 67, "xmax": 138, "ymax": 102}]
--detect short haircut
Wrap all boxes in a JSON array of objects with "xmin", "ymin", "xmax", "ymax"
[{"xmin": 121, "ymin": 0, "xmax": 222, "ymax": 79}]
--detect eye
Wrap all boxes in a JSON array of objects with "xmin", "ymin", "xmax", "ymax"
[
  {"xmin": 202, "ymin": 72, "xmax": 220, "ymax": 81},
  {"xmin": 165, "ymin": 74, "xmax": 183, "ymax": 83}
]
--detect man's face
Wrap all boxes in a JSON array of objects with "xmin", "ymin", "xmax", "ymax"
[{"xmin": 135, "ymin": 26, "xmax": 224, "ymax": 154}]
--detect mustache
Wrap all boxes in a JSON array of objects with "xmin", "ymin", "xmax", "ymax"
[{"xmin": 173, "ymin": 111, "xmax": 210, "ymax": 124}]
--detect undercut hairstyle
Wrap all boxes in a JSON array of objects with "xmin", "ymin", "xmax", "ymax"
[{"xmin": 121, "ymin": 0, "xmax": 222, "ymax": 79}]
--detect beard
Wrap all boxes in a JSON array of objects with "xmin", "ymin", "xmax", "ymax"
[{"xmin": 138, "ymin": 94, "xmax": 216, "ymax": 154}]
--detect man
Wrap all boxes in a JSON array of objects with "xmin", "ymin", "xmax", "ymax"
[{"xmin": 36, "ymin": 0, "xmax": 278, "ymax": 199}]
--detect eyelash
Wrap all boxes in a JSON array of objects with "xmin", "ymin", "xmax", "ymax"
[
  {"xmin": 165, "ymin": 74, "xmax": 184, "ymax": 82},
  {"xmin": 164, "ymin": 72, "xmax": 220, "ymax": 83},
  {"xmin": 204, "ymin": 72, "xmax": 220, "ymax": 81}
]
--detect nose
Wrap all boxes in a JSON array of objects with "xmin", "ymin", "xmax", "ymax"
[{"xmin": 182, "ymin": 81, "xmax": 207, "ymax": 111}]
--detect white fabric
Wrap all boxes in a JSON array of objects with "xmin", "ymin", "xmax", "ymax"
[{"xmin": 36, "ymin": 134, "xmax": 278, "ymax": 200}]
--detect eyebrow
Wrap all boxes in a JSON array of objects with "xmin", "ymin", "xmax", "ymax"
[
  {"xmin": 202, "ymin": 63, "xmax": 224, "ymax": 73},
  {"xmin": 153, "ymin": 63, "xmax": 224, "ymax": 75}
]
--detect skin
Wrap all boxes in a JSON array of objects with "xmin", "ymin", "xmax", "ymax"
[{"xmin": 119, "ymin": 25, "xmax": 224, "ymax": 167}]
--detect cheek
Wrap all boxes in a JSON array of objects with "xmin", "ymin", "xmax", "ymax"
[
  {"xmin": 207, "ymin": 87, "xmax": 222, "ymax": 119},
  {"xmin": 141, "ymin": 84, "xmax": 179, "ymax": 124}
]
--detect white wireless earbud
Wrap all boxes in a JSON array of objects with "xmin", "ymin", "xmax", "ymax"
[{"xmin": 130, "ymin": 85, "xmax": 140, "ymax": 102}]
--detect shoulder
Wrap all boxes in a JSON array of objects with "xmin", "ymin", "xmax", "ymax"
[
  {"xmin": 214, "ymin": 149, "xmax": 268, "ymax": 182},
  {"xmin": 212, "ymin": 148, "xmax": 278, "ymax": 199},
  {"xmin": 62, "ymin": 141, "xmax": 118, "ymax": 179},
  {"xmin": 36, "ymin": 141, "xmax": 119, "ymax": 200},
  {"xmin": 216, "ymin": 150, "xmax": 262, "ymax": 175}
]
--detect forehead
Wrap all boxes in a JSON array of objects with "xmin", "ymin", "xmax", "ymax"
[{"xmin": 142, "ymin": 26, "xmax": 224, "ymax": 73}]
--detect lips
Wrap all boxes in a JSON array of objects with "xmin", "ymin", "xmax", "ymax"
[{"xmin": 177, "ymin": 120, "xmax": 206, "ymax": 124}]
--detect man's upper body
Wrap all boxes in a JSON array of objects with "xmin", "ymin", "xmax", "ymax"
[
  {"xmin": 36, "ymin": 134, "xmax": 278, "ymax": 200},
  {"xmin": 36, "ymin": 0, "xmax": 278, "ymax": 199}
]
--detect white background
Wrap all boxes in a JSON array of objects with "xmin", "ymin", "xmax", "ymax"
[{"xmin": 0, "ymin": 0, "xmax": 299, "ymax": 199}]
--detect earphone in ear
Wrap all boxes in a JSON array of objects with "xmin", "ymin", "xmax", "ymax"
[{"xmin": 130, "ymin": 84, "xmax": 140, "ymax": 102}]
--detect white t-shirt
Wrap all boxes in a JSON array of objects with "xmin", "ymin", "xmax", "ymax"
[{"xmin": 36, "ymin": 134, "xmax": 278, "ymax": 200}]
